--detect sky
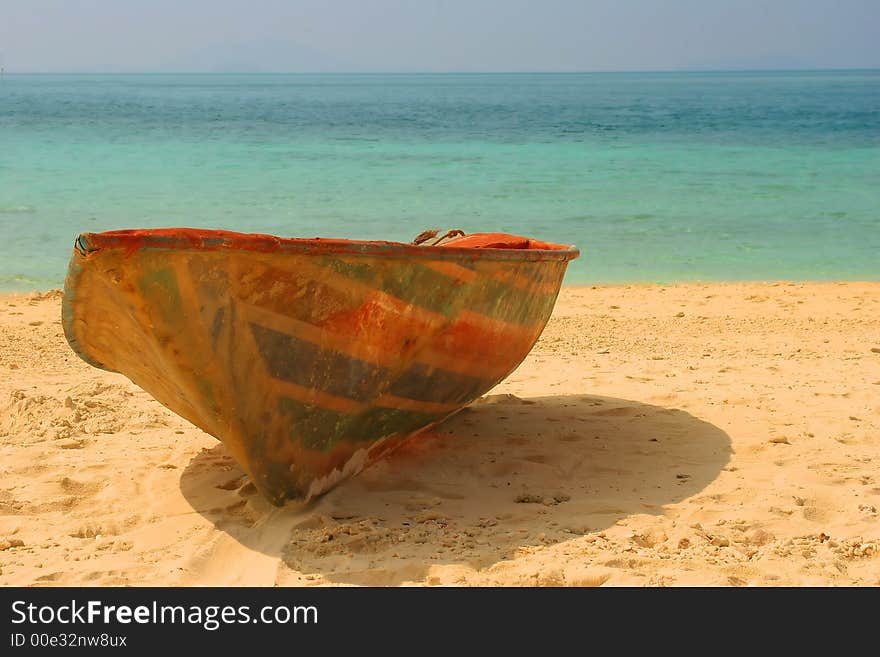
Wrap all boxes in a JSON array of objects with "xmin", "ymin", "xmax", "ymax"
[{"xmin": 0, "ymin": 0, "xmax": 878, "ymax": 73}]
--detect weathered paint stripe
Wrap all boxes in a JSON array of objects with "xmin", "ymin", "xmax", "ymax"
[
  {"xmin": 490, "ymin": 267, "xmax": 562, "ymax": 295},
  {"xmin": 386, "ymin": 362, "xmax": 491, "ymax": 405},
  {"xmin": 277, "ymin": 397, "xmax": 349, "ymax": 451},
  {"xmin": 464, "ymin": 277, "xmax": 557, "ymax": 326},
  {"xmin": 275, "ymin": 396, "xmax": 448, "ymax": 451},
  {"xmin": 244, "ymin": 254, "xmax": 451, "ymax": 328},
  {"xmin": 250, "ymin": 322, "xmax": 496, "ymax": 409},
  {"xmin": 418, "ymin": 323, "xmax": 539, "ymax": 376},
  {"xmin": 232, "ymin": 258, "xmax": 364, "ymax": 325},
  {"xmin": 243, "ymin": 297, "xmax": 537, "ymax": 380},
  {"xmin": 423, "ymin": 260, "xmax": 479, "ymax": 282},
  {"xmin": 318, "ymin": 256, "xmax": 465, "ymax": 317},
  {"xmin": 242, "ymin": 301, "xmax": 410, "ymax": 370},
  {"xmin": 455, "ymin": 308, "xmax": 533, "ymax": 339},
  {"xmin": 250, "ymin": 323, "xmax": 388, "ymax": 403},
  {"xmin": 272, "ymin": 379, "xmax": 366, "ymax": 415},
  {"xmin": 354, "ymin": 406, "xmax": 447, "ymax": 442},
  {"xmin": 319, "ymin": 254, "xmax": 558, "ymax": 327},
  {"xmin": 374, "ymin": 393, "xmax": 461, "ymax": 414}
]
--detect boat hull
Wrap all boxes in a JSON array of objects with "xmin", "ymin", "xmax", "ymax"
[{"xmin": 62, "ymin": 230, "xmax": 578, "ymax": 504}]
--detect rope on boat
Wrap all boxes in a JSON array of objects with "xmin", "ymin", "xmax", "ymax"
[{"xmin": 412, "ymin": 229, "xmax": 466, "ymax": 246}]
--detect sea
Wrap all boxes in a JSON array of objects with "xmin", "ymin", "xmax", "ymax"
[{"xmin": 1, "ymin": 70, "xmax": 878, "ymax": 290}]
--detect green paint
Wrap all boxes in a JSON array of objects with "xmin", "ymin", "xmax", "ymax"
[
  {"xmin": 277, "ymin": 396, "xmax": 445, "ymax": 452},
  {"xmin": 319, "ymin": 256, "xmax": 462, "ymax": 317},
  {"xmin": 137, "ymin": 266, "xmax": 183, "ymax": 326},
  {"xmin": 318, "ymin": 254, "xmax": 559, "ymax": 326}
]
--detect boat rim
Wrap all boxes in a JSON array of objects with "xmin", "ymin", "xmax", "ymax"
[{"xmin": 74, "ymin": 229, "xmax": 580, "ymax": 263}]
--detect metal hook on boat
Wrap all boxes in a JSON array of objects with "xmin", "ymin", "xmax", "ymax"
[{"xmin": 412, "ymin": 228, "xmax": 466, "ymax": 246}]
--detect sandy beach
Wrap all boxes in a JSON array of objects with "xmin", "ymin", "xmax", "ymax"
[{"xmin": 1, "ymin": 282, "xmax": 878, "ymax": 587}]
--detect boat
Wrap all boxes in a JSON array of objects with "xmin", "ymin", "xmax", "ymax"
[{"xmin": 62, "ymin": 228, "xmax": 579, "ymax": 505}]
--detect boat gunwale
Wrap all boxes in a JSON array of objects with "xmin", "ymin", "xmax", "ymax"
[{"xmin": 73, "ymin": 229, "xmax": 580, "ymax": 263}]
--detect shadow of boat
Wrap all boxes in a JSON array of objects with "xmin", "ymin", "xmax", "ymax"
[{"xmin": 179, "ymin": 393, "xmax": 731, "ymax": 585}]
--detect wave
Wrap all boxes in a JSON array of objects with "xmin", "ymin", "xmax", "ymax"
[{"xmin": 0, "ymin": 205, "xmax": 36, "ymax": 215}]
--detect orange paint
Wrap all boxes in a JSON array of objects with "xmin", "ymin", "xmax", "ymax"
[
  {"xmin": 77, "ymin": 228, "xmax": 577, "ymax": 261},
  {"xmin": 64, "ymin": 227, "xmax": 579, "ymax": 504}
]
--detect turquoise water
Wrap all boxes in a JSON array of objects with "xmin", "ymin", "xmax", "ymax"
[{"xmin": 1, "ymin": 71, "xmax": 878, "ymax": 290}]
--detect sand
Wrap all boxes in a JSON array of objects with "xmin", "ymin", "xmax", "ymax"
[{"xmin": 1, "ymin": 282, "xmax": 878, "ymax": 587}]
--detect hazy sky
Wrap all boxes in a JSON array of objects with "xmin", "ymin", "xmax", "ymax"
[{"xmin": 1, "ymin": 0, "xmax": 878, "ymax": 72}]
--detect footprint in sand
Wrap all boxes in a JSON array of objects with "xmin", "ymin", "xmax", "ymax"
[{"xmin": 70, "ymin": 524, "xmax": 118, "ymax": 539}]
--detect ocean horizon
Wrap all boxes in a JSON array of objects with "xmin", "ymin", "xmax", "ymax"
[
  {"xmin": 7, "ymin": 67, "xmax": 879, "ymax": 74},
  {"xmin": 1, "ymin": 69, "xmax": 878, "ymax": 290}
]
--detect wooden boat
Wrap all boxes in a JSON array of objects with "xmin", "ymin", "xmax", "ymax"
[{"xmin": 62, "ymin": 229, "xmax": 579, "ymax": 505}]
